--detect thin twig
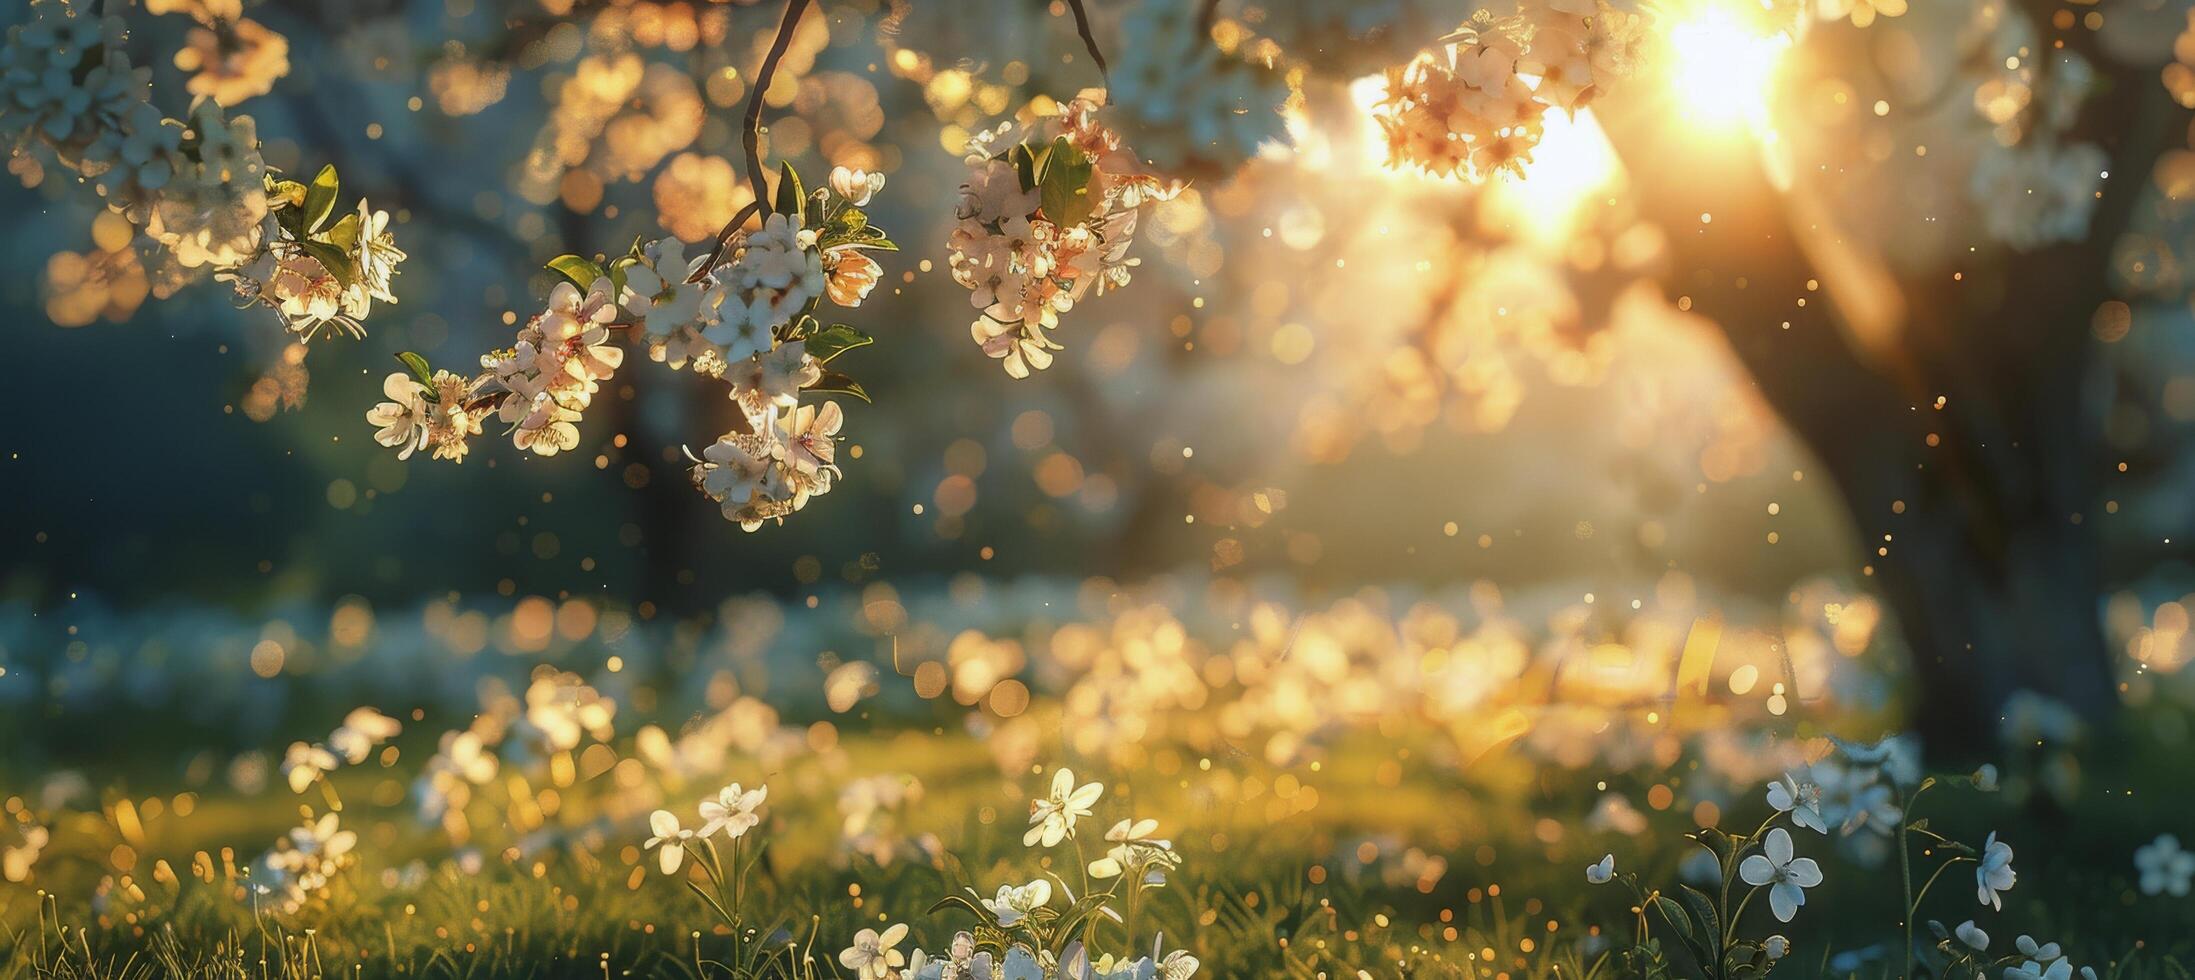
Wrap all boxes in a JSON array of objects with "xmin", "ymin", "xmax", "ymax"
[
  {"xmin": 693, "ymin": 200, "xmax": 763, "ymax": 284},
  {"xmin": 696, "ymin": 0, "xmax": 812, "ymax": 281},
  {"xmin": 745, "ymin": 0, "xmax": 813, "ymax": 211},
  {"xmin": 1064, "ymin": 0, "xmax": 1108, "ymax": 83}
]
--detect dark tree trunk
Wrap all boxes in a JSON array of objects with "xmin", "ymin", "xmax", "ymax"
[{"xmin": 1589, "ymin": 22, "xmax": 2180, "ymax": 755}]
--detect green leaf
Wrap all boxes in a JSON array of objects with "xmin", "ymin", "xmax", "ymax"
[
  {"xmin": 301, "ymin": 164, "xmax": 340, "ymax": 235},
  {"xmin": 824, "ymin": 225, "xmax": 898, "ymax": 254},
  {"xmin": 774, "ymin": 161, "xmax": 804, "ymax": 223},
  {"xmin": 607, "ymin": 255, "xmax": 641, "ymax": 297},
  {"xmin": 925, "ymin": 895, "xmax": 986, "ymax": 919},
  {"xmin": 1038, "ymin": 136, "xmax": 1096, "ymax": 227},
  {"xmin": 1650, "ymin": 895, "xmax": 1693, "ymax": 945},
  {"xmin": 818, "ymin": 207, "xmax": 871, "ymax": 250},
  {"xmin": 808, "ymin": 371, "xmax": 869, "ymax": 403},
  {"xmin": 803, "ymin": 324, "xmax": 873, "ymax": 365},
  {"xmin": 275, "ymin": 203, "xmax": 307, "ymax": 241},
  {"xmin": 546, "ymin": 254, "xmax": 607, "ymax": 289},
  {"xmin": 1009, "ymin": 141, "xmax": 1050, "ymax": 191},
  {"xmin": 322, "ymin": 211, "xmax": 361, "ymax": 253},
  {"xmin": 295, "ymin": 239, "xmax": 356, "ymax": 285},
  {"xmin": 396, "ymin": 352, "xmax": 436, "ymax": 392},
  {"xmin": 1676, "ymin": 885, "xmax": 1722, "ymax": 955}
]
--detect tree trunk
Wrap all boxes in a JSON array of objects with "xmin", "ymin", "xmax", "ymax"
[{"xmin": 1588, "ymin": 46, "xmax": 2176, "ymax": 755}]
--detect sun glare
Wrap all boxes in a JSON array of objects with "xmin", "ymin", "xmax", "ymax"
[{"xmin": 1665, "ymin": 6, "xmax": 1790, "ymax": 129}]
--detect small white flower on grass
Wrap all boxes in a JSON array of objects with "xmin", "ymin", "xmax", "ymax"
[
  {"xmin": 1767, "ymin": 773, "xmax": 1828, "ymax": 834},
  {"xmin": 1977, "ymin": 832, "xmax": 2016, "ymax": 910},
  {"xmin": 1955, "ymin": 920, "xmax": 1989, "ymax": 951},
  {"xmin": 2136, "ymin": 834, "xmax": 2195, "ymax": 897},
  {"xmin": 645, "ymin": 809, "xmax": 689, "ymax": 874},
  {"xmin": 697, "ymin": 783, "xmax": 767, "ymax": 840},
  {"xmin": 1088, "ymin": 818, "xmax": 1179, "ymax": 883},
  {"xmin": 281, "ymin": 742, "xmax": 338, "ymax": 794},
  {"xmin": 1585, "ymin": 853, "xmax": 1615, "ymax": 884},
  {"xmin": 838, "ymin": 923, "xmax": 909, "ymax": 980},
  {"xmin": 980, "ymin": 879, "xmax": 1052, "ymax": 927},
  {"xmin": 1025, "ymin": 768, "xmax": 1102, "ymax": 847},
  {"xmin": 1739, "ymin": 828, "xmax": 1823, "ymax": 922}
]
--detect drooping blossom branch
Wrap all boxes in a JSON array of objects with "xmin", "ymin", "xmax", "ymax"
[{"xmin": 368, "ymin": 0, "xmax": 897, "ymax": 531}]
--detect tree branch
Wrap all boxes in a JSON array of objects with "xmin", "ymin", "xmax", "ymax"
[
  {"xmin": 744, "ymin": 0, "xmax": 812, "ymax": 213},
  {"xmin": 695, "ymin": 0, "xmax": 812, "ymax": 280},
  {"xmin": 1064, "ymin": 0, "xmax": 1108, "ymax": 83}
]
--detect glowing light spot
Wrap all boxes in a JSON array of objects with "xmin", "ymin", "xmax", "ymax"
[{"xmin": 1665, "ymin": 7, "xmax": 1790, "ymax": 129}]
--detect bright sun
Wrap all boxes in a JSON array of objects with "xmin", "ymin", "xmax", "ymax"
[{"xmin": 1664, "ymin": 6, "xmax": 1791, "ymax": 129}]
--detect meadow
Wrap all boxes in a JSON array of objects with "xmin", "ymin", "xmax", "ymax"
[{"xmin": 7, "ymin": 577, "xmax": 2194, "ymax": 979}]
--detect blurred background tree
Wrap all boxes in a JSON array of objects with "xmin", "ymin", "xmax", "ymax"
[{"xmin": 7, "ymin": 0, "xmax": 2195, "ymax": 759}]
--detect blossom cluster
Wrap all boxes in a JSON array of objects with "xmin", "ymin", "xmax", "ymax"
[
  {"xmin": 1103, "ymin": 0, "xmax": 1292, "ymax": 179},
  {"xmin": 3, "ymin": 0, "xmax": 410, "ymax": 353},
  {"xmin": 2, "ymin": 0, "xmax": 271, "ymax": 279},
  {"xmin": 950, "ymin": 97, "xmax": 1179, "ymax": 378},
  {"xmin": 158, "ymin": 0, "xmax": 292, "ymax": 107},
  {"xmin": 1960, "ymin": 4, "xmax": 2104, "ymax": 250},
  {"xmin": 860, "ymin": 767, "xmax": 1194, "ymax": 980},
  {"xmin": 223, "ymin": 165, "xmax": 409, "ymax": 340},
  {"xmin": 1373, "ymin": 0, "xmax": 1645, "ymax": 181},
  {"xmin": 367, "ymin": 164, "xmax": 890, "ymax": 530},
  {"xmin": 1580, "ymin": 735, "xmax": 2091, "ymax": 978}
]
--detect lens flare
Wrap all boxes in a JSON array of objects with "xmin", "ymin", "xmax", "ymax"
[{"xmin": 1665, "ymin": 7, "xmax": 1790, "ymax": 129}]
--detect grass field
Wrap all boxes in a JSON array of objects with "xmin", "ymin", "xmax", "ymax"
[{"xmin": 5, "ymin": 584, "xmax": 2194, "ymax": 979}]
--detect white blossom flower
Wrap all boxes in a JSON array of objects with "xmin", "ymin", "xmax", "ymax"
[
  {"xmin": 268, "ymin": 248, "xmax": 344, "ymax": 328},
  {"xmin": 1956, "ymin": 920, "xmax": 1990, "ymax": 951},
  {"xmin": 282, "ymin": 741, "xmax": 338, "ymax": 794},
  {"xmin": 1767, "ymin": 773, "xmax": 1828, "ymax": 834},
  {"xmin": 327, "ymin": 707, "xmax": 401, "ymax": 764},
  {"xmin": 838, "ymin": 923, "xmax": 908, "ymax": 980},
  {"xmin": 1025, "ymin": 767, "xmax": 1103, "ymax": 847},
  {"xmin": 824, "ymin": 248, "xmax": 882, "ymax": 307},
  {"xmin": 365, "ymin": 372, "xmax": 430, "ymax": 459},
  {"xmin": 2015, "ymin": 936, "xmax": 2061, "ymax": 962},
  {"xmin": 972, "ymin": 316, "xmax": 1058, "ymax": 379},
  {"xmin": 778, "ymin": 400, "xmax": 842, "ymax": 477},
  {"xmin": 1585, "ymin": 853, "xmax": 1614, "ymax": 884},
  {"xmin": 981, "ymin": 879, "xmax": 1052, "ymax": 927},
  {"xmin": 1088, "ymin": 818, "xmax": 1180, "ymax": 884},
  {"xmin": 727, "ymin": 344, "xmax": 819, "ymax": 416},
  {"xmin": 829, "ymin": 165, "xmax": 885, "ymax": 206},
  {"xmin": 958, "ymin": 159, "xmax": 1038, "ymax": 223},
  {"xmin": 2006, "ymin": 958, "xmax": 2074, "ymax": 980},
  {"xmin": 696, "ymin": 783, "xmax": 767, "ymax": 840},
  {"xmin": 1739, "ymin": 827, "xmax": 1823, "ymax": 922},
  {"xmin": 1763, "ymin": 935, "xmax": 1790, "ymax": 961},
  {"xmin": 621, "ymin": 238, "xmax": 710, "ymax": 337},
  {"xmin": 350, "ymin": 201, "xmax": 404, "ymax": 304},
  {"xmin": 1972, "ymin": 764, "xmax": 2000, "ymax": 792},
  {"xmin": 644, "ymin": 809, "xmax": 689, "ymax": 874},
  {"xmin": 2135, "ymin": 834, "xmax": 2194, "ymax": 897},
  {"xmin": 1977, "ymin": 832, "xmax": 2016, "ymax": 910}
]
